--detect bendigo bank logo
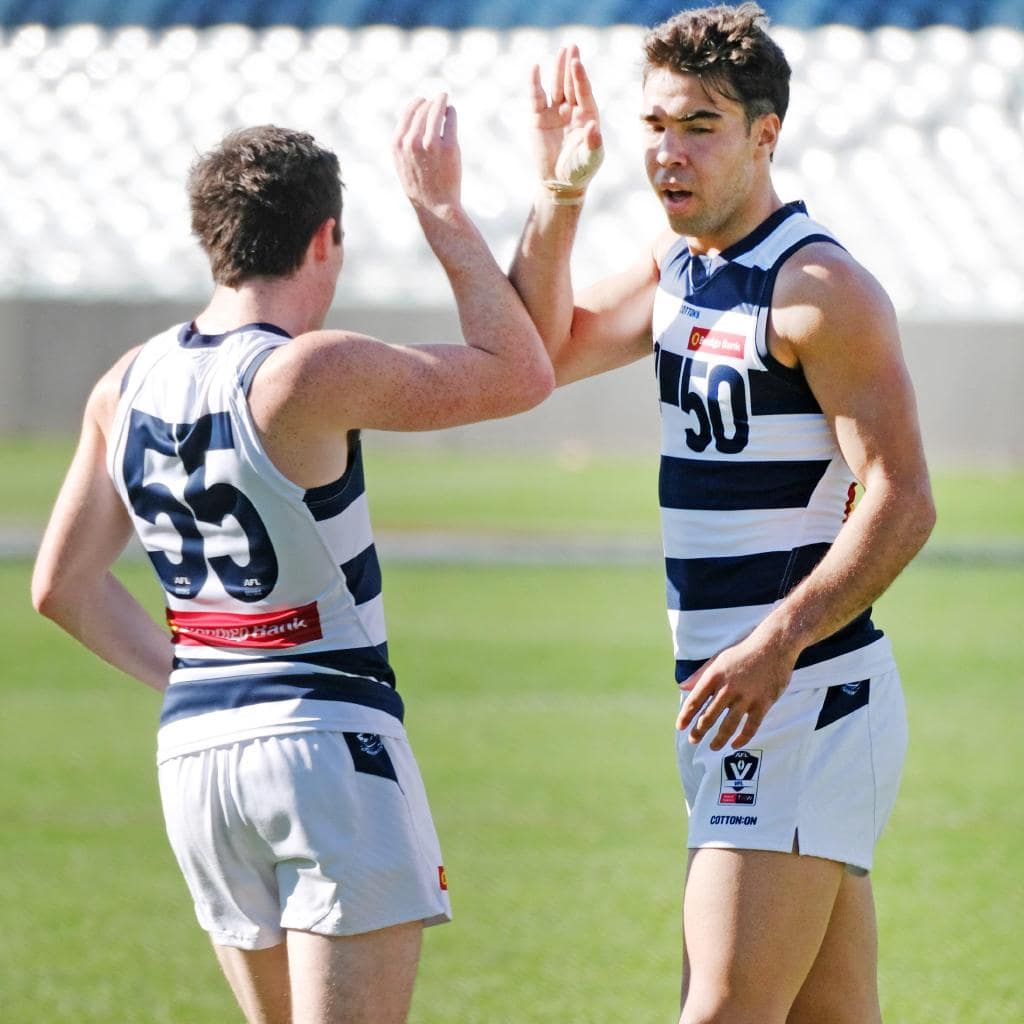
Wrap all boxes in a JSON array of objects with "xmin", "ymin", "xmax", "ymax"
[
  {"xmin": 719, "ymin": 749, "xmax": 762, "ymax": 805},
  {"xmin": 438, "ymin": 866, "xmax": 448, "ymax": 891},
  {"xmin": 167, "ymin": 601, "xmax": 323, "ymax": 648},
  {"xmin": 688, "ymin": 326, "xmax": 746, "ymax": 359}
]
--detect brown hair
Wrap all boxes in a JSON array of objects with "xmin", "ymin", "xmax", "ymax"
[
  {"xmin": 188, "ymin": 125, "xmax": 342, "ymax": 287},
  {"xmin": 643, "ymin": 3, "xmax": 791, "ymax": 126}
]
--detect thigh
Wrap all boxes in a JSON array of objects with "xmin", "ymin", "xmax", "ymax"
[
  {"xmin": 786, "ymin": 870, "xmax": 881, "ymax": 1024},
  {"xmin": 287, "ymin": 920, "xmax": 423, "ymax": 1024},
  {"xmin": 214, "ymin": 942, "xmax": 291, "ymax": 1024},
  {"xmin": 681, "ymin": 848, "xmax": 843, "ymax": 1024}
]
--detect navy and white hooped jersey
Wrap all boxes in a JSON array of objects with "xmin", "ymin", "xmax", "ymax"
[
  {"xmin": 654, "ymin": 201, "xmax": 895, "ymax": 690},
  {"xmin": 107, "ymin": 322, "xmax": 402, "ymax": 762}
]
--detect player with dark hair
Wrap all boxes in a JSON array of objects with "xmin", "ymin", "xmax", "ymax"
[
  {"xmin": 510, "ymin": 4, "xmax": 934, "ymax": 1021},
  {"xmin": 32, "ymin": 99, "xmax": 553, "ymax": 1024}
]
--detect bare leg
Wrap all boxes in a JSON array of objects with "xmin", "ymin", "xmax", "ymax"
[
  {"xmin": 786, "ymin": 869, "xmax": 882, "ymax": 1024},
  {"xmin": 214, "ymin": 942, "xmax": 292, "ymax": 1024},
  {"xmin": 287, "ymin": 920, "xmax": 424, "ymax": 1024},
  {"xmin": 679, "ymin": 848, "xmax": 843, "ymax": 1024}
]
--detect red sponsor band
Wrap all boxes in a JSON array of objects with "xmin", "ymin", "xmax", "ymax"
[
  {"xmin": 688, "ymin": 326, "xmax": 747, "ymax": 359},
  {"xmin": 719, "ymin": 792, "xmax": 739, "ymax": 804},
  {"xmin": 167, "ymin": 601, "xmax": 323, "ymax": 648}
]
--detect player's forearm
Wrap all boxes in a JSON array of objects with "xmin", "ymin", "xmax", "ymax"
[
  {"xmin": 509, "ymin": 193, "xmax": 584, "ymax": 377},
  {"xmin": 753, "ymin": 476, "xmax": 936, "ymax": 664},
  {"xmin": 34, "ymin": 571, "xmax": 172, "ymax": 692},
  {"xmin": 417, "ymin": 203, "xmax": 555, "ymax": 407}
]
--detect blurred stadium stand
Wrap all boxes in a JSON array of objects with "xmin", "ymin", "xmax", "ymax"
[
  {"xmin": 0, "ymin": 2, "xmax": 1021, "ymax": 459},
  {"xmin": 2, "ymin": 1, "xmax": 1023, "ymax": 30}
]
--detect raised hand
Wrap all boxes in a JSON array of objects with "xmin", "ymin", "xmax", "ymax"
[
  {"xmin": 529, "ymin": 46, "xmax": 604, "ymax": 202},
  {"xmin": 393, "ymin": 93, "xmax": 462, "ymax": 215}
]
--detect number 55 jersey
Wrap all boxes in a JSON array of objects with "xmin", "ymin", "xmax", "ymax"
[
  {"xmin": 654, "ymin": 201, "xmax": 896, "ymax": 690},
  {"xmin": 108, "ymin": 322, "xmax": 403, "ymax": 763}
]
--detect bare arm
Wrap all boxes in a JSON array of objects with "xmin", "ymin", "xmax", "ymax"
[
  {"xmin": 31, "ymin": 356, "xmax": 172, "ymax": 692},
  {"xmin": 256, "ymin": 94, "xmax": 554, "ymax": 439},
  {"xmin": 678, "ymin": 245, "xmax": 936, "ymax": 750},
  {"xmin": 508, "ymin": 47, "xmax": 659, "ymax": 385}
]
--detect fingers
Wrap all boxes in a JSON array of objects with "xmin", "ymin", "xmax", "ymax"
[
  {"xmin": 394, "ymin": 95, "xmax": 426, "ymax": 147},
  {"xmin": 441, "ymin": 103, "xmax": 457, "ymax": 144},
  {"xmin": 563, "ymin": 44, "xmax": 579, "ymax": 106},
  {"xmin": 550, "ymin": 47, "xmax": 567, "ymax": 105},
  {"xmin": 529, "ymin": 63, "xmax": 548, "ymax": 113},
  {"xmin": 570, "ymin": 53, "xmax": 600, "ymax": 117},
  {"xmin": 394, "ymin": 94, "xmax": 455, "ymax": 150},
  {"xmin": 424, "ymin": 91, "xmax": 450, "ymax": 143},
  {"xmin": 729, "ymin": 713, "xmax": 763, "ymax": 750},
  {"xmin": 676, "ymin": 661, "xmax": 773, "ymax": 750}
]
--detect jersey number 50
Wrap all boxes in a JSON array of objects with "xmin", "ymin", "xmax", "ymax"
[{"xmin": 123, "ymin": 410, "xmax": 278, "ymax": 601}]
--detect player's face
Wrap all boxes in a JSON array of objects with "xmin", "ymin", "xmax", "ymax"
[{"xmin": 642, "ymin": 68, "xmax": 769, "ymax": 249}]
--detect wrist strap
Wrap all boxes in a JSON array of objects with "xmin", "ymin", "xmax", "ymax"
[{"xmin": 542, "ymin": 180, "xmax": 586, "ymax": 206}]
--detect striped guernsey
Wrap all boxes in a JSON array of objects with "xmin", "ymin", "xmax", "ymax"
[
  {"xmin": 654, "ymin": 201, "xmax": 895, "ymax": 690},
  {"xmin": 108, "ymin": 322, "xmax": 403, "ymax": 762}
]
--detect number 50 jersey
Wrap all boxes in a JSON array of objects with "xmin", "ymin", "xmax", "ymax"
[
  {"xmin": 654, "ymin": 201, "xmax": 896, "ymax": 690},
  {"xmin": 108, "ymin": 322, "xmax": 402, "ymax": 763}
]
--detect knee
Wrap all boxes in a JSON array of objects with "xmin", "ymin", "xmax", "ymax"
[{"xmin": 680, "ymin": 992, "xmax": 788, "ymax": 1024}]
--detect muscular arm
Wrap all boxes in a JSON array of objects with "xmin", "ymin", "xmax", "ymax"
[
  {"xmin": 252, "ymin": 95, "xmax": 553, "ymax": 453},
  {"xmin": 31, "ymin": 357, "xmax": 172, "ymax": 692},
  {"xmin": 678, "ymin": 245, "xmax": 936, "ymax": 749}
]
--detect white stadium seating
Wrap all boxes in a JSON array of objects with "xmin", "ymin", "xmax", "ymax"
[{"xmin": 1, "ymin": 21, "xmax": 1021, "ymax": 319}]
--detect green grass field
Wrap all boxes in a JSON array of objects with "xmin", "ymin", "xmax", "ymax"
[{"xmin": 2, "ymin": 440, "xmax": 1022, "ymax": 1022}]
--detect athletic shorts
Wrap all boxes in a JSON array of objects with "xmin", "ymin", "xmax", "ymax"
[
  {"xmin": 677, "ymin": 668, "xmax": 908, "ymax": 872},
  {"xmin": 158, "ymin": 731, "xmax": 452, "ymax": 949}
]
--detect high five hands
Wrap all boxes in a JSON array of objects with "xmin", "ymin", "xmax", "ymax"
[{"xmin": 529, "ymin": 46, "xmax": 605, "ymax": 204}]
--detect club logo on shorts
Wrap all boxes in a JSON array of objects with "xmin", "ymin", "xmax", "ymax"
[
  {"xmin": 438, "ymin": 865, "xmax": 448, "ymax": 891},
  {"xmin": 343, "ymin": 732, "xmax": 397, "ymax": 783},
  {"xmin": 719, "ymin": 749, "xmax": 762, "ymax": 805},
  {"xmin": 356, "ymin": 733, "xmax": 385, "ymax": 756}
]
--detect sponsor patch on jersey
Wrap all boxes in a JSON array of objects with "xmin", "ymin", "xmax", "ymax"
[
  {"xmin": 718, "ymin": 748, "xmax": 762, "ymax": 805},
  {"xmin": 167, "ymin": 601, "xmax": 323, "ymax": 648},
  {"xmin": 688, "ymin": 326, "xmax": 747, "ymax": 359}
]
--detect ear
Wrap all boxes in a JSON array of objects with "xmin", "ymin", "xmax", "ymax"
[
  {"xmin": 756, "ymin": 113, "xmax": 781, "ymax": 158},
  {"xmin": 310, "ymin": 217, "xmax": 339, "ymax": 263}
]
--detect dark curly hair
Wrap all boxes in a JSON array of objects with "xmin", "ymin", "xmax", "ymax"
[
  {"xmin": 643, "ymin": 3, "xmax": 791, "ymax": 127},
  {"xmin": 188, "ymin": 125, "xmax": 342, "ymax": 287}
]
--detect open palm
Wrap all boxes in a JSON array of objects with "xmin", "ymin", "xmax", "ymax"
[{"xmin": 529, "ymin": 45, "xmax": 604, "ymax": 187}]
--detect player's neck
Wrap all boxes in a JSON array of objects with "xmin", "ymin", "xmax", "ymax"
[
  {"xmin": 195, "ymin": 277, "xmax": 328, "ymax": 339},
  {"xmin": 687, "ymin": 185, "xmax": 784, "ymax": 258}
]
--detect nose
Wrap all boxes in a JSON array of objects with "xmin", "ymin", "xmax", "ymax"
[{"xmin": 657, "ymin": 132, "xmax": 688, "ymax": 169}]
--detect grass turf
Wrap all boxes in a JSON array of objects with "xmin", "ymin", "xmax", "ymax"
[
  {"xmin": 2, "ymin": 554, "xmax": 1021, "ymax": 1023},
  {"xmin": 2, "ymin": 434, "xmax": 1023, "ymax": 544}
]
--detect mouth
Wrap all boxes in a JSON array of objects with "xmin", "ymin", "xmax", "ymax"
[{"xmin": 661, "ymin": 187, "xmax": 693, "ymax": 205}]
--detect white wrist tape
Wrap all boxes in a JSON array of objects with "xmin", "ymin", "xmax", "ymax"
[
  {"xmin": 542, "ymin": 139, "xmax": 605, "ymax": 205},
  {"xmin": 542, "ymin": 181, "xmax": 587, "ymax": 206}
]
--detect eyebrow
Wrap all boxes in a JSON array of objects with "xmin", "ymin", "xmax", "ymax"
[{"xmin": 642, "ymin": 108, "xmax": 723, "ymax": 125}]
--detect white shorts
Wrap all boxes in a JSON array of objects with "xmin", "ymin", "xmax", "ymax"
[
  {"xmin": 677, "ymin": 668, "xmax": 908, "ymax": 872},
  {"xmin": 158, "ymin": 731, "xmax": 452, "ymax": 949}
]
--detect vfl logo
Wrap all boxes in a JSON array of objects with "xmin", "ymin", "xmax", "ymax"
[
  {"xmin": 719, "ymin": 749, "xmax": 762, "ymax": 806},
  {"xmin": 688, "ymin": 326, "xmax": 747, "ymax": 359}
]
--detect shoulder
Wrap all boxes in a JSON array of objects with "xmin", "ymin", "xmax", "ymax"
[
  {"xmin": 770, "ymin": 242, "xmax": 897, "ymax": 368},
  {"xmin": 259, "ymin": 328, "xmax": 388, "ymax": 389},
  {"xmin": 653, "ymin": 228, "xmax": 684, "ymax": 270},
  {"xmin": 88, "ymin": 345, "xmax": 144, "ymax": 437}
]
